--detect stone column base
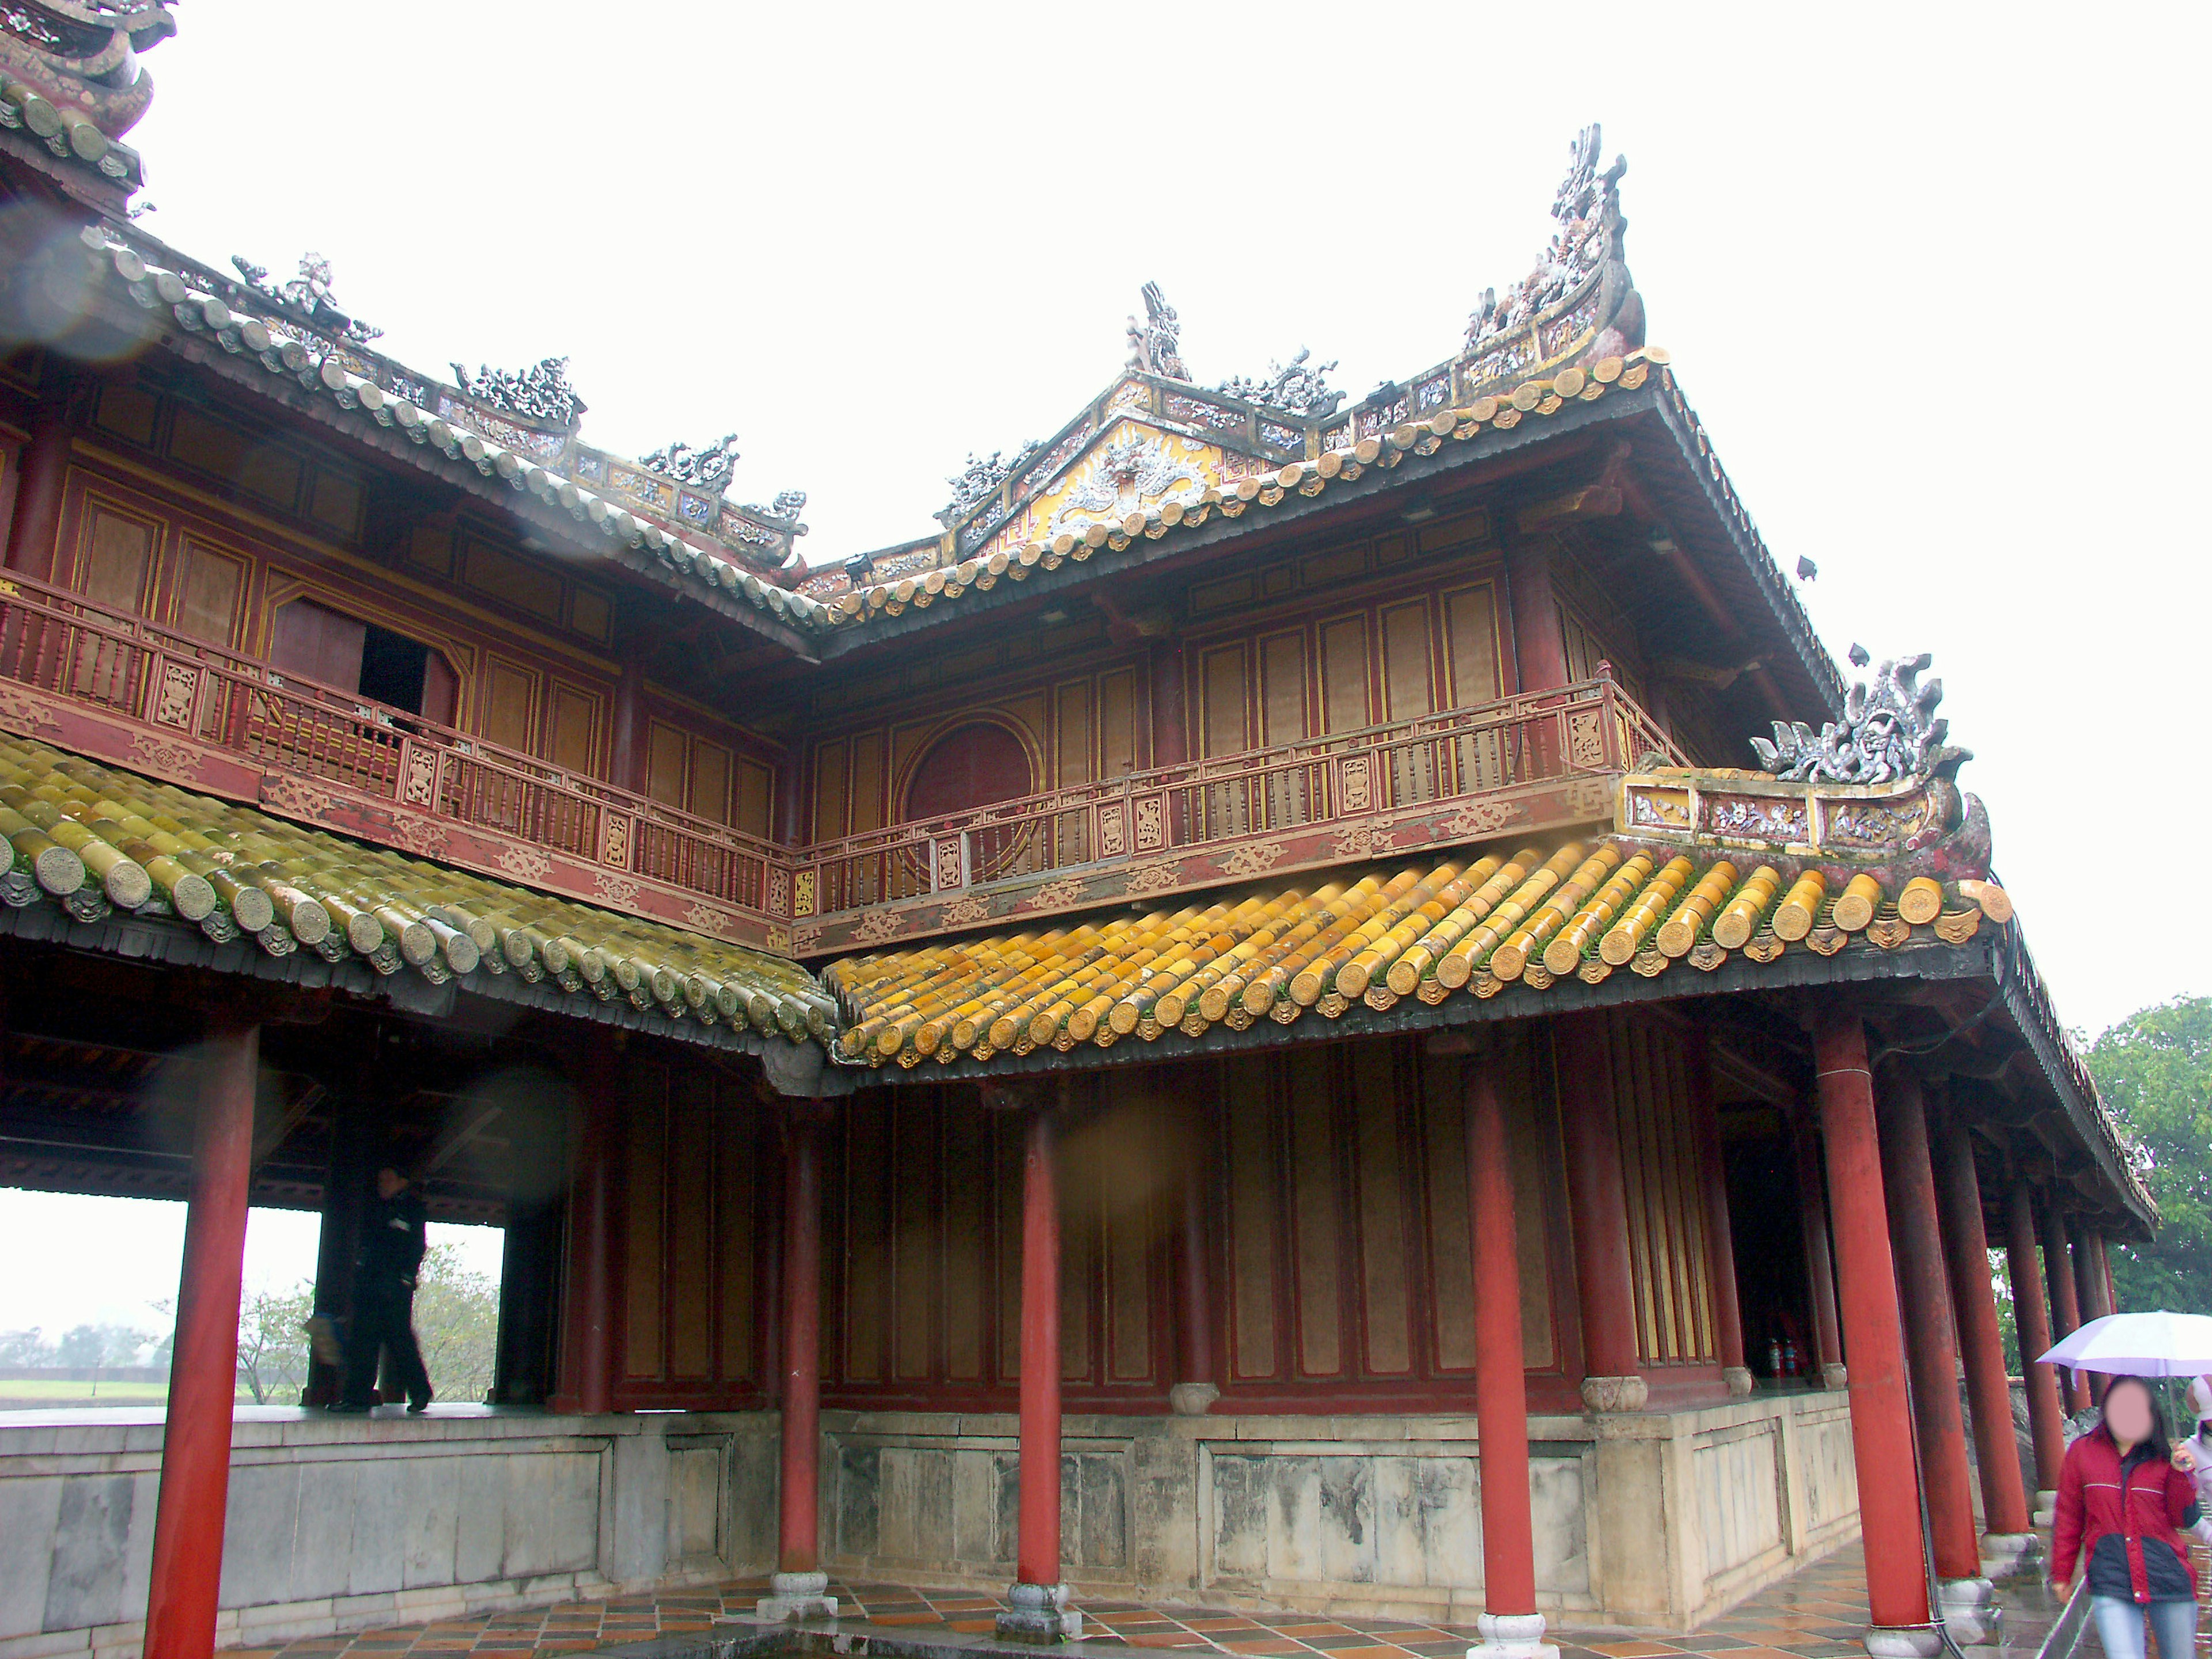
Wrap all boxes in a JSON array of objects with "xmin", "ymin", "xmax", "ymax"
[
  {"xmin": 1937, "ymin": 1577, "xmax": 2003, "ymax": 1645},
  {"xmin": 1466, "ymin": 1611, "xmax": 1557, "ymax": 1659},
  {"xmin": 1821, "ymin": 1362, "xmax": 1849, "ymax": 1391},
  {"xmin": 2033, "ymin": 1488, "xmax": 2058, "ymax": 1528},
  {"xmin": 756, "ymin": 1570, "xmax": 839, "ymax": 1622},
  {"xmin": 1579, "ymin": 1374, "xmax": 1648, "ymax": 1414},
  {"xmin": 996, "ymin": 1581, "xmax": 1081, "ymax": 1642},
  {"xmin": 1861, "ymin": 1625, "xmax": 1944, "ymax": 1658},
  {"xmin": 1168, "ymin": 1381, "xmax": 1219, "ymax": 1416},
  {"xmin": 1723, "ymin": 1366, "xmax": 1755, "ymax": 1397},
  {"xmin": 1981, "ymin": 1531, "xmax": 2043, "ymax": 1579}
]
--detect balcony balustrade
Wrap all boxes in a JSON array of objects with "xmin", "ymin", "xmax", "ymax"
[{"xmin": 0, "ymin": 569, "xmax": 1685, "ymax": 955}]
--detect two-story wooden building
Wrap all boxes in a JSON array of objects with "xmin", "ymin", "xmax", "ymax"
[{"xmin": 0, "ymin": 10, "xmax": 2142, "ymax": 1659}]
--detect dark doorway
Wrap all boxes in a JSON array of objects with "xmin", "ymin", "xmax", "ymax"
[
  {"xmin": 359, "ymin": 626, "xmax": 430, "ymax": 714},
  {"xmin": 268, "ymin": 599, "xmax": 458, "ymax": 725}
]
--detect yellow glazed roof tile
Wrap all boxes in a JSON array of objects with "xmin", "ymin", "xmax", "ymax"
[
  {"xmin": 0, "ymin": 733, "xmax": 834, "ymax": 1046},
  {"xmin": 824, "ymin": 835, "xmax": 2012, "ymax": 1071}
]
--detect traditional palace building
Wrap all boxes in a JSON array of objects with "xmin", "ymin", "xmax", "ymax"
[{"xmin": 0, "ymin": 11, "xmax": 2143, "ymax": 1659}]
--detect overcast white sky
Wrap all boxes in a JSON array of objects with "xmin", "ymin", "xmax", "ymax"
[{"xmin": 7, "ymin": 4, "xmax": 2209, "ymax": 1332}]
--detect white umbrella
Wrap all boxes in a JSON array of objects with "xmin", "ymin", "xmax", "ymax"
[{"xmin": 2039, "ymin": 1312, "xmax": 2212, "ymax": 1377}]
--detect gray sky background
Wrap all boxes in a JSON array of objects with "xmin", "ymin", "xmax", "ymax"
[{"xmin": 6, "ymin": 3, "xmax": 2209, "ymax": 1333}]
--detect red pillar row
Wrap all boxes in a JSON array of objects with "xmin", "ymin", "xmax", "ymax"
[
  {"xmin": 1928, "ymin": 1111, "xmax": 2036, "ymax": 1543},
  {"xmin": 2038, "ymin": 1198, "xmax": 2088, "ymax": 1412},
  {"xmin": 1173, "ymin": 1101, "xmax": 1218, "ymax": 1407},
  {"xmin": 1875, "ymin": 1072, "xmax": 1984, "ymax": 1588},
  {"xmin": 1811, "ymin": 1010, "xmax": 1934, "ymax": 1643},
  {"xmin": 1554, "ymin": 1014, "xmax": 1642, "ymax": 1406},
  {"xmin": 2004, "ymin": 1183, "xmax": 2067, "ymax": 1497},
  {"xmin": 3, "ymin": 396, "xmax": 73, "ymax": 578},
  {"xmin": 556, "ymin": 1036, "xmax": 620, "ymax": 1415},
  {"xmin": 143, "ymin": 1020, "xmax": 260, "ymax": 1659}
]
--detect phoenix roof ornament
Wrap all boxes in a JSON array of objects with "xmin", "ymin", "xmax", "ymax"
[
  {"xmin": 229, "ymin": 251, "xmax": 382, "ymax": 346},
  {"xmin": 1750, "ymin": 653, "xmax": 1971, "ymax": 785},
  {"xmin": 1217, "ymin": 347, "xmax": 1343, "ymax": 418},
  {"xmin": 936, "ymin": 441, "xmax": 1040, "ymax": 527},
  {"xmin": 641, "ymin": 432, "xmax": 741, "ymax": 489},
  {"xmin": 1464, "ymin": 123, "xmax": 1640, "ymax": 365},
  {"xmin": 450, "ymin": 357, "xmax": 585, "ymax": 429},
  {"xmin": 1124, "ymin": 281, "xmax": 1188, "ymax": 381}
]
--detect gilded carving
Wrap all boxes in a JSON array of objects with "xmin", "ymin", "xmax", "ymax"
[
  {"xmin": 151, "ymin": 661, "xmax": 199, "ymax": 728},
  {"xmin": 1566, "ymin": 709, "xmax": 1607, "ymax": 770},
  {"xmin": 495, "ymin": 843, "xmax": 553, "ymax": 882},
  {"xmin": 1030, "ymin": 874, "xmax": 1090, "ymax": 911},
  {"xmin": 848, "ymin": 909, "xmax": 904, "ymax": 946},
  {"xmin": 1705, "ymin": 793, "xmax": 1808, "ymax": 844},
  {"xmin": 1333, "ymin": 825, "xmax": 1391, "ymax": 859},
  {"xmin": 1626, "ymin": 786, "xmax": 1691, "ymax": 830},
  {"xmin": 792, "ymin": 869, "xmax": 816, "ymax": 919},
  {"xmin": 683, "ymin": 904, "xmax": 733, "ymax": 938},
  {"xmin": 128, "ymin": 732, "xmax": 200, "ymax": 778},
  {"xmin": 938, "ymin": 894, "xmax": 991, "ymax": 927},
  {"xmin": 259, "ymin": 774, "xmax": 334, "ymax": 821},
  {"xmin": 1123, "ymin": 863, "xmax": 1183, "ymax": 897},
  {"xmin": 1340, "ymin": 756, "xmax": 1373, "ymax": 814},
  {"xmin": 767, "ymin": 866, "xmax": 789, "ymax": 916},
  {"xmin": 1132, "ymin": 794, "xmax": 1165, "ymax": 852},
  {"xmin": 1097, "ymin": 802, "xmax": 1127, "ymax": 859},
  {"xmin": 933, "ymin": 838, "xmax": 964, "ymax": 891},
  {"xmin": 1442, "ymin": 798, "xmax": 1519, "ymax": 838},
  {"xmin": 0, "ymin": 686, "xmax": 58, "ymax": 736},
  {"xmin": 401, "ymin": 744, "xmax": 438, "ymax": 808},
  {"xmin": 594, "ymin": 872, "xmax": 642, "ymax": 908},
  {"xmin": 1218, "ymin": 840, "xmax": 1285, "ymax": 877},
  {"xmin": 600, "ymin": 812, "xmax": 632, "ymax": 868}
]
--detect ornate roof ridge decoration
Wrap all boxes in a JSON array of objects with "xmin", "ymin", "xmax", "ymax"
[
  {"xmin": 61, "ymin": 222, "xmax": 831, "ymax": 619},
  {"xmin": 0, "ymin": 0, "xmax": 172, "ymax": 194},
  {"xmin": 1217, "ymin": 347, "xmax": 1343, "ymax": 419},
  {"xmin": 640, "ymin": 431, "xmax": 741, "ymax": 490},
  {"xmin": 936, "ymin": 441, "xmax": 1041, "ymax": 527},
  {"xmin": 1124, "ymin": 281, "xmax": 1187, "ymax": 381},
  {"xmin": 450, "ymin": 355, "xmax": 585, "ymax": 430},
  {"xmin": 1749, "ymin": 651, "xmax": 1971, "ymax": 786},
  {"xmin": 742, "ymin": 489, "xmax": 808, "ymax": 528},
  {"xmin": 229, "ymin": 251, "xmax": 381, "ymax": 346}
]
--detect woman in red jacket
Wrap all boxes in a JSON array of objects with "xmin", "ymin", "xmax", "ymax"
[{"xmin": 2051, "ymin": 1374, "xmax": 2202, "ymax": 1659}]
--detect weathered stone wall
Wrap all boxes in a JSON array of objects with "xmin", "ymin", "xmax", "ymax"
[
  {"xmin": 0, "ymin": 1409, "xmax": 777, "ymax": 1659},
  {"xmin": 820, "ymin": 1391, "xmax": 1858, "ymax": 1628}
]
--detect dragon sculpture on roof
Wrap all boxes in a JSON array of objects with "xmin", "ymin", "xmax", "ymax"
[
  {"xmin": 1751, "ymin": 652, "xmax": 1971, "ymax": 785},
  {"xmin": 450, "ymin": 357, "xmax": 586, "ymax": 429}
]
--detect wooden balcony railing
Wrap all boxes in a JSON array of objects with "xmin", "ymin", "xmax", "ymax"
[
  {"xmin": 0, "ymin": 569, "xmax": 1685, "ymax": 952},
  {"xmin": 0, "ymin": 569, "xmax": 783, "ymax": 927},
  {"xmin": 796, "ymin": 673, "xmax": 1683, "ymax": 920}
]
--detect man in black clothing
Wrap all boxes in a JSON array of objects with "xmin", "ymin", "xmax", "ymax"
[{"xmin": 330, "ymin": 1165, "xmax": 433, "ymax": 1413}]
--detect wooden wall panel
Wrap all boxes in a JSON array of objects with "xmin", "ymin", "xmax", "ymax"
[
  {"xmin": 1226, "ymin": 1060, "xmax": 1279, "ymax": 1380},
  {"xmin": 1607, "ymin": 1012, "xmax": 1717, "ymax": 1365},
  {"xmin": 1320, "ymin": 616, "xmax": 1371, "ymax": 734},
  {"xmin": 735, "ymin": 758, "xmax": 774, "ymax": 839},
  {"xmin": 716, "ymin": 1111, "xmax": 756, "ymax": 1381},
  {"xmin": 815, "ymin": 738, "xmax": 850, "ymax": 840},
  {"xmin": 74, "ymin": 499, "xmax": 156, "ymax": 615},
  {"xmin": 1353, "ymin": 1045, "xmax": 1412, "ymax": 1375},
  {"xmin": 1200, "ymin": 642, "xmax": 1249, "ymax": 756},
  {"xmin": 691, "ymin": 738, "xmax": 732, "ymax": 825},
  {"xmin": 667, "ymin": 1077, "xmax": 714, "ymax": 1379},
  {"xmin": 623, "ymin": 1069, "xmax": 666, "ymax": 1378},
  {"xmin": 1260, "ymin": 632, "xmax": 1307, "ymax": 744},
  {"xmin": 171, "ymin": 538, "xmax": 247, "ymax": 647},
  {"xmin": 1419, "ymin": 1052, "xmax": 1478, "ymax": 1371},
  {"xmin": 1443, "ymin": 585, "xmax": 1502, "ymax": 706},
  {"xmin": 1287, "ymin": 1051, "xmax": 1342, "ymax": 1377},
  {"xmin": 1099, "ymin": 668, "xmax": 1138, "ymax": 777},
  {"xmin": 547, "ymin": 681, "xmax": 602, "ymax": 778},
  {"xmin": 1380, "ymin": 600, "xmax": 1434, "ymax": 718},
  {"xmin": 944, "ymin": 1100, "xmax": 987, "ymax": 1380},
  {"xmin": 849, "ymin": 732, "xmax": 885, "ymax": 836},
  {"xmin": 894, "ymin": 1094, "xmax": 937, "ymax": 1381},
  {"xmin": 1060, "ymin": 1138, "xmax": 1097, "ymax": 1382},
  {"xmin": 843, "ymin": 1103, "xmax": 890, "ymax": 1381},
  {"xmin": 996, "ymin": 1106, "xmax": 1024, "ymax": 1381},
  {"xmin": 482, "ymin": 656, "xmax": 540, "ymax": 753}
]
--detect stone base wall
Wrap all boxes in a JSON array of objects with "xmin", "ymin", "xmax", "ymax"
[
  {"xmin": 821, "ymin": 1389, "xmax": 1860, "ymax": 1629},
  {"xmin": 0, "ymin": 1410, "xmax": 777, "ymax": 1659}
]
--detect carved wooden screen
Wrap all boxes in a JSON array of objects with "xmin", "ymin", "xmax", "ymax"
[
  {"xmin": 1199, "ymin": 642, "xmax": 1251, "ymax": 838},
  {"xmin": 1380, "ymin": 599, "xmax": 1435, "ymax": 805},
  {"xmin": 1444, "ymin": 584, "xmax": 1505, "ymax": 786}
]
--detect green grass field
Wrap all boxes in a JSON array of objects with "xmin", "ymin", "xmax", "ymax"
[{"xmin": 0, "ymin": 1378, "xmax": 257, "ymax": 1409}]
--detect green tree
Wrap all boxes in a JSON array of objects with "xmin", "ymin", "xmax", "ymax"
[
  {"xmin": 411, "ymin": 1241, "xmax": 498, "ymax": 1403},
  {"xmin": 236, "ymin": 1282, "xmax": 313, "ymax": 1404},
  {"xmin": 2084, "ymin": 995, "xmax": 2212, "ymax": 1314}
]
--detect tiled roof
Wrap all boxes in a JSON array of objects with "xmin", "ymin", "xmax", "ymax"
[
  {"xmin": 58, "ymin": 227, "xmax": 836, "ymax": 634},
  {"xmin": 824, "ymin": 837, "xmax": 2013, "ymax": 1071},
  {"xmin": 0, "ymin": 733, "xmax": 834, "ymax": 1045}
]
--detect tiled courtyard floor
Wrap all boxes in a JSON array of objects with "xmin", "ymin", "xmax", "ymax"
[{"xmin": 230, "ymin": 1544, "xmax": 2075, "ymax": 1659}]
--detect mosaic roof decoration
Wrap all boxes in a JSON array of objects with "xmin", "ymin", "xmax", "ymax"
[
  {"xmin": 794, "ymin": 122, "xmax": 1662, "ymax": 628},
  {"xmin": 229, "ymin": 252, "xmax": 382, "ymax": 347},
  {"xmin": 1753, "ymin": 652, "xmax": 1967, "ymax": 786},
  {"xmin": 0, "ymin": 733, "xmax": 835, "ymax": 1048},
  {"xmin": 0, "ymin": 0, "xmax": 171, "ymax": 194},
  {"xmin": 56, "ymin": 224, "xmax": 832, "ymax": 619}
]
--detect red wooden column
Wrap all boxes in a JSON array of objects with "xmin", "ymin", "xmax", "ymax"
[
  {"xmin": 2037, "ymin": 1198, "xmax": 2087, "ymax": 1412},
  {"xmin": 1927, "ymin": 1109, "xmax": 2039, "ymax": 1574},
  {"xmin": 1811, "ymin": 1009, "xmax": 1936, "ymax": 1652},
  {"xmin": 760, "ymin": 1110, "xmax": 837, "ymax": 1620},
  {"xmin": 143, "ymin": 1020, "xmax": 260, "ymax": 1659},
  {"xmin": 2003, "ymin": 1182, "xmax": 2067, "ymax": 1505},
  {"xmin": 1876, "ymin": 1071, "xmax": 2001, "ymax": 1641},
  {"xmin": 1149, "ymin": 643, "xmax": 1188, "ymax": 769},
  {"xmin": 1554, "ymin": 1014, "xmax": 1643, "ymax": 1411},
  {"xmin": 3, "ymin": 395, "xmax": 74, "ymax": 578},
  {"xmin": 1464, "ymin": 1046, "xmax": 1556, "ymax": 1659},
  {"xmin": 1504, "ymin": 540, "xmax": 1570, "ymax": 692},
  {"xmin": 1687, "ymin": 1029, "xmax": 1751, "ymax": 1395},
  {"xmin": 553, "ymin": 1035, "xmax": 620, "ymax": 1414},
  {"xmin": 997, "ymin": 1094, "xmax": 1080, "ymax": 1642},
  {"xmin": 2097, "ymin": 1233, "xmax": 2118, "ymax": 1315},
  {"xmin": 1792, "ymin": 1112, "xmax": 1846, "ymax": 1387}
]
